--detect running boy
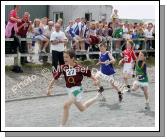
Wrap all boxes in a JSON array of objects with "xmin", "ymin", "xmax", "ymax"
[
  {"xmin": 119, "ymin": 40, "xmax": 137, "ymax": 91},
  {"xmin": 96, "ymin": 41, "xmax": 123, "ymax": 102},
  {"xmin": 131, "ymin": 51, "xmax": 150, "ymax": 110},
  {"xmin": 47, "ymin": 49, "xmax": 103, "ymax": 126}
]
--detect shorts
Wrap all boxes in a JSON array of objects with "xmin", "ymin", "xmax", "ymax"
[
  {"xmin": 123, "ymin": 63, "xmax": 133, "ymax": 75},
  {"xmin": 133, "ymin": 80, "xmax": 149, "ymax": 88},
  {"xmin": 66, "ymin": 86, "xmax": 83, "ymax": 102},
  {"xmin": 96, "ymin": 71, "xmax": 114, "ymax": 82},
  {"xmin": 35, "ymin": 35, "xmax": 47, "ymax": 41}
]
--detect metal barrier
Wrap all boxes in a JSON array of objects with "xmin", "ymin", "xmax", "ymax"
[{"xmin": 5, "ymin": 37, "xmax": 155, "ymax": 66}]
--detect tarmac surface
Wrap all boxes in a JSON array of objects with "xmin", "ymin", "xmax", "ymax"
[{"xmin": 5, "ymin": 66, "xmax": 155, "ymax": 127}]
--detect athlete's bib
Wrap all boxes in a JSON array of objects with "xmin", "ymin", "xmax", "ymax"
[{"xmin": 66, "ymin": 68, "xmax": 76, "ymax": 76}]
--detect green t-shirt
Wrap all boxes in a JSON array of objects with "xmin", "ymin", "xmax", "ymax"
[
  {"xmin": 135, "ymin": 61, "xmax": 148, "ymax": 82},
  {"xmin": 113, "ymin": 28, "xmax": 123, "ymax": 38}
]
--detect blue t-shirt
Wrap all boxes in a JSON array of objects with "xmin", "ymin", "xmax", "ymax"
[
  {"xmin": 74, "ymin": 24, "xmax": 79, "ymax": 35},
  {"xmin": 69, "ymin": 27, "xmax": 76, "ymax": 38},
  {"xmin": 99, "ymin": 52, "xmax": 115, "ymax": 75}
]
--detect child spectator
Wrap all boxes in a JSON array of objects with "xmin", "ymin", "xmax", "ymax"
[
  {"xmin": 33, "ymin": 18, "xmax": 49, "ymax": 53},
  {"xmin": 26, "ymin": 23, "xmax": 35, "ymax": 62}
]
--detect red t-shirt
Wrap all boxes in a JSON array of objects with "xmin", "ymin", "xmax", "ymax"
[
  {"xmin": 52, "ymin": 64, "xmax": 91, "ymax": 88},
  {"xmin": 17, "ymin": 20, "xmax": 30, "ymax": 37},
  {"xmin": 122, "ymin": 49, "xmax": 136, "ymax": 63},
  {"xmin": 9, "ymin": 9, "xmax": 19, "ymax": 23}
]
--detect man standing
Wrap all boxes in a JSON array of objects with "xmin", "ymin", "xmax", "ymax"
[
  {"xmin": 50, "ymin": 23, "xmax": 68, "ymax": 70},
  {"xmin": 17, "ymin": 12, "xmax": 31, "ymax": 64}
]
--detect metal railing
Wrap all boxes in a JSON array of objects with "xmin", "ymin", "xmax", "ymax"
[{"xmin": 5, "ymin": 37, "xmax": 155, "ymax": 66}]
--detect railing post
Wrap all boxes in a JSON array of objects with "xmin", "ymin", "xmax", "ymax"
[
  {"xmin": 86, "ymin": 47, "xmax": 90, "ymax": 60},
  {"xmin": 13, "ymin": 45, "xmax": 21, "ymax": 66}
]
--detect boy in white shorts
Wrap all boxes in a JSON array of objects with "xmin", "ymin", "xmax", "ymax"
[
  {"xmin": 119, "ymin": 40, "xmax": 137, "ymax": 91},
  {"xmin": 95, "ymin": 42, "xmax": 123, "ymax": 102}
]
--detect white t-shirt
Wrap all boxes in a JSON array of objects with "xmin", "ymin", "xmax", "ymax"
[
  {"xmin": 44, "ymin": 26, "xmax": 55, "ymax": 38},
  {"xmin": 144, "ymin": 29, "xmax": 153, "ymax": 38},
  {"xmin": 50, "ymin": 31, "xmax": 67, "ymax": 52}
]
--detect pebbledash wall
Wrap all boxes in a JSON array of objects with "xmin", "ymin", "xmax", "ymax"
[
  {"xmin": 5, "ymin": 5, "xmax": 113, "ymax": 28},
  {"xmin": 49, "ymin": 5, "xmax": 113, "ymax": 28}
]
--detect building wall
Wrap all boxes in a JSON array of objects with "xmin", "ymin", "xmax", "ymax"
[
  {"xmin": 5, "ymin": 5, "xmax": 48, "ymax": 22},
  {"xmin": 49, "ymin": 5, "xmax": 113, "ymax": 28}
]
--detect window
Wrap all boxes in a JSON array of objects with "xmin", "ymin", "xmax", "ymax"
[
  {"xmin": 53, "ymin": 12, "xmax": 63, "ymax": 23},
  {"xmin": 85, "ymin": 13, "xmax": 92, "ymax": 21}
]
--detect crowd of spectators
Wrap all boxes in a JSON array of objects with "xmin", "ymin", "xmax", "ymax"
[{"xmin": 5, "ymin": 6, "xmax": 155, "ymax": 65}]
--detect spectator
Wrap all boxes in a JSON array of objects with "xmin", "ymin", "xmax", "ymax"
[
  {"xmin": 96, "ymin": 23, "xmax": 103, "ymax": 36},
  {"xmin": 111, "ymin": 9, "xmax": 119, "ymax": 23},
  {"xmin": 44, "ymin": 20, "xmax": 55, "ymax": 39},
  {"xmin": 108, "ymin": 22, "xmax": 113, "ymax": 37},
  {"xmin": 128, "ymin": 23, "xmax": 134, "ymax": 32},
  {"xmin": 26, "ymin": 23, "xmax": 35, "ymax": 62},
  {"xmin": 33, "ymin": 18, "xmax": 49, "ymax": 53},
  {"xmin": 72, "ymin": 17, "xmax": 85, "ymax": 51},
  {"xmin": 107, "ymin": 22, "xmax": 113, "ymax": 52},
  {"xmin": 144, "ymin": 23, "xmax": 154, "ymax": 49},
  {"xmin": 17, "ymin": 12, "xmax": 31, "ymax": 37},
  {"xmin": 137, "ymin": 27, "xmax": 145, "ymax": 50},
  {"xmin": 65, "ymin": 20, "xmax": 80, "ymax": 50},
  {"xmin": 17, "ymin": 12, "xmax": 31, "ymax": 64},
  {"xmin": 50, "ymin": 23, "xmax": 68, "ymax": 70},
  {"xmin": 84, "ymin": 21, "xmax": 91, "ymax": 50},
  {"xmin": 57, "ymin": 18, "xmax": 63, "ymax": 30},
  {"xmin": 41, "ymin": 17, "xmax": 48, "ymax": 30},
  {"xmin": 79, "ymin": 17, "xmax": 86, "ymax": 50},
  {"xmin": 132, "ymin": 29, "xmax": 140, "ymax": 50},
  {"xmin": 102, "ymin": 24, "xmax": 109, "ymax": 37},
  {"xmin": 95, "ymin": 21, "xmax": 99, "ymax": 30},
  {"xmin": 113, "ymin": 22, "xmax": 123, "ymax": 38},
  {"xmin": 89, "ymin": 22, "xmax": 101, "ymax": 45},
  {"xmin": 5, "ymin": 5, "xmax": 21, "ymax": 38},
  {"xmin": 113, "ymin": 22, "xmax": 123, "ymax": 51},
  {"xmin": 123, "ymin": 22, "xmax": 129, "ymax": 39}
]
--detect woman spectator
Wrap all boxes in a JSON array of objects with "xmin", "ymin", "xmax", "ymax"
[
  {"xmin": 5, "ymin": 5, "xmax": 21, "ymax": 38},
  {"xmin": 41, "ymin": 17, "xmax": 48, "ymax": 30}
]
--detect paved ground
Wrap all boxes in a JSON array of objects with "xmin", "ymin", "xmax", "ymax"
[
  {"xmin": 5, "ymin": 64, "xmax": 155, "ymax": 127},
  {"xmin": 6, "ymin": 84, "xmax": 155, "ymax": 127},
  {"xmin": 5, "ymin": 67, "xmax": 155, "ymax": 101}
]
